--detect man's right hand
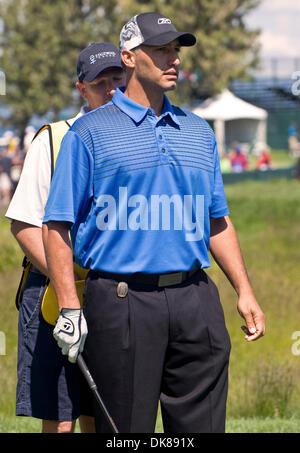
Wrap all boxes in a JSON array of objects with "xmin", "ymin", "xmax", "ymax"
[{"xmin": 53, "ymin": 308, "xmax": 88, "ymax": 363}]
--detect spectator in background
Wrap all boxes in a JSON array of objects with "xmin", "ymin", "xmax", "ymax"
[
  {"xmin": 23, "ymin": 126, "xmax": 36, "ymax": 154},
  {"xmin": 256, "ymin": 147, "xmax": 273, "ymax": 171},
  {"xmin": 220, "ymin": 154, "xmax": 232, "ymax": 174},
  {"xmin": 229, "ymin": 145, "xmax": 248, "ymax": 173},
  {"xmin": 7, "ymin": 132, "xmax": 20, "ymax": 155},
  {"xmin": 0, "ymin": 146, "xmax": 13, "ymax": 204},
  {"xmin": 10, "ymin": 147, "xmax": 25, "ymax": 194},
  {"xmin": 287, "ymin": 122, "xmax": 297, "ymax": 138},
  {"xmin": 287, "ymin": 122, "xmax": 300, "ymax": 157}
]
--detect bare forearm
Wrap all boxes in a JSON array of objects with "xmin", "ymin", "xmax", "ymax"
[
  {"xmin": 11, "ymin": 221, "xmax": 48, "ymax": 276},
  {"xmin": 210, "ymin": 215, "xmax": 265, "ymax": 341},
  {"xmin": 209, "ymin": 216, "xmax": 253, "ymax": 296},
  {"xmin": 42, "ymin": 222, "xmax": 80, "ymax": 310}
]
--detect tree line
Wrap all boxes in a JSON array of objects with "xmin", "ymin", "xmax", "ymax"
[{"xmin": 0, "ymin": 0, "xmax": 261, "ymax": 140}]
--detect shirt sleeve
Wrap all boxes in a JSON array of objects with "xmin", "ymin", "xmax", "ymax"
[
  {"xmin": 5, "ymin": 129, "xmax": 51, "ymax": 227},
  {"xmin": 210, "ymin": 138, "xmax": 230, "ymax": 218},
  {"xmin": 43, "ymin": 130, "xmax": 94, "ymax": 225}
]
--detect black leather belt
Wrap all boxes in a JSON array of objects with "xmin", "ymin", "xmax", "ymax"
[
  {"xmin": 92, "ymin": 268, "xmax": 199, "ymax": 287},
  {"xmin": 29, "ymin": 265, "xmax": 199, "ymax": 287}
]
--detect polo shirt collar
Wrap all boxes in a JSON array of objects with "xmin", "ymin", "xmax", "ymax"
[{"xmin": 112, "ymin": 87, "xmax": 180, "ymax": 126}]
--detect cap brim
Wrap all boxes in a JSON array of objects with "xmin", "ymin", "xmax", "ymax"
[
  {"xmin": 84, "ymin": 61, "xmax": 123, "ymax": 82},
  {"xmin": 142, "ymin": 31, "xmax": 196, "ymax": 47}
]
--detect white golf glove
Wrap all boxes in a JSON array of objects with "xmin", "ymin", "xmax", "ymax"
[{"xmin": 53, "ymin": 308, "xmax": 88, "ymax": 363}]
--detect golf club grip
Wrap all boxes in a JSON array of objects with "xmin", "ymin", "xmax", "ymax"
[{"xmin": 77, "ymin": 354, "xmax": 119, "ymax": 433}]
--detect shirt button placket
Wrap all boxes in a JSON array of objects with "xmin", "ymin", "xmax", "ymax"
[
  {"xmin": 157, "ymin": 128, "xmax": 168, "ymax": 161},
  {"xmin": 159, "ymin": 134, "xmax": 165, "ymax": 153}
]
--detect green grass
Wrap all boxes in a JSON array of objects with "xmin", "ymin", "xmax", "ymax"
[
  {"xmin": 0, "ymin": 215, "xmax": 23, "ymax": 272},
  {"xmin": 1, "ymin": 409, "xmax": 300, "ymax": 434},
  {"xmin": 0, "ymin": 414, "xmax": 299, "ymax": 434},
  {"xmin": 226, "ymin": 417, "xmax": 300, "ymax": 433},
  {"xmin": 208, "ymin": 179, "xmax": 300, "ymax": 422},
  {"xmin": 1, "ymin": 177, "xmax": 300, "ymax": 433}
]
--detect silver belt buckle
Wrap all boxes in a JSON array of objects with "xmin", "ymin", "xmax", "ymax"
[{"xmin": 158, "ymin": 272, "xmax": 183, "ymax": 287}]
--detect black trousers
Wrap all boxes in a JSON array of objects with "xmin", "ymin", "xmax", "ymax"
[{"xmin": 82, "ymin": 269, "xmax": 231, "ymax": 433}]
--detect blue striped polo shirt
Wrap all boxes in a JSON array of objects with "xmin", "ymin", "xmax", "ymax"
[{"xmin": 43, "ymin": 87, "xmax": 229, "ymax": 274}]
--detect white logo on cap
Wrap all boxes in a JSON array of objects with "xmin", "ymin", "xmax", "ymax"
[
  {"xmin": 90, "ymin": 52, "xmax": 116, "ymax": 65},
  {"xmin": 158, "ymin": 18, "xmax": 172, "ymax": 24}
]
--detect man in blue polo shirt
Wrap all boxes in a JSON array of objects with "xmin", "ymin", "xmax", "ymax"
[{"xmin": 43, "ymin": 12, "xmax": 265, "ymax": 433}]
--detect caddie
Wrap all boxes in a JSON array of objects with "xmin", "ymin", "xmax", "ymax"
[
  {"xmin": 5, "ymin": 42, "xmax": 125, "ymax": 433},
  {"xmin": 42, "ymin": 12, "xmax": 265, "ymax": 433}
]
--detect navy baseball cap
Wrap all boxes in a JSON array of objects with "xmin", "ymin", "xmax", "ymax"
[
  {"xmin": 119, "ymin": 12, "xmax": 196, "ymax": 51},
  {"xmin": 77, "ymin": 42, "xmax": 123, "ymax": 82}
]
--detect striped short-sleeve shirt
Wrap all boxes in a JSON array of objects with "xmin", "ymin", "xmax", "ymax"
[{"xmin": 44, "ymin": 87, "xmax": 229, "ymax": 273}]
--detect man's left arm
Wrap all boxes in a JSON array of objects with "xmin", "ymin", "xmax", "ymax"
[{"xmin": 209, "ymin": 215, "xmax": 265, "ymax": 342}]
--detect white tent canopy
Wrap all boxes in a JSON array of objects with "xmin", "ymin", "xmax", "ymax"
[{"xmin": 192, "ymin": 89, "xmax": 268, "ymax": 155}]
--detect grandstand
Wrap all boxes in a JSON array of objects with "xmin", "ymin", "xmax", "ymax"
[
  {"xmin": 229, "ymin": 58, "xmax": 300, "ymax": 149},
  {"xmin": 231, "ymin": 77, "xmax": 300, "ymax": 111}
]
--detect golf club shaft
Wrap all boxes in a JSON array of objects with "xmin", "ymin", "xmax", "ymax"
[{"xmin": 77, "ymin": 354, "xmax": 119, "ymax": 433}]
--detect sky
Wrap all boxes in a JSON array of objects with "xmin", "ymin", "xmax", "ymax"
[
  {"xmin": 245, "ymin": 0, "xmax": 300, "ymax": 76},
  {"xmin": 246, "ymin": 0, "xmax": 300, "ymax": 58}
]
